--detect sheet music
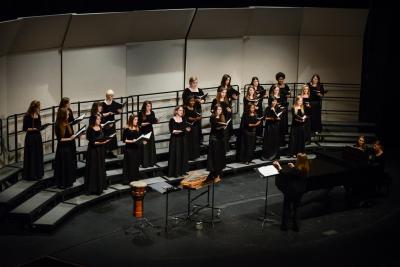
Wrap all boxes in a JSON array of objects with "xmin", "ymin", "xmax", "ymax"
[
  {"xmin": 101, "ymin": 119, "xmax": 120, "ymax": 127},
  {"xmin": 40, "ymin": 123, "xmax": 53, "ymax": 131},
  {"xmin": 74, "ymin": 126, "xmax": 86, "ymax": 138},
  {"xmin": 257, "ymin": 165, "xmax": 279, "ymax": 177},
  {"xmin": 70, "ymin": 114, "xmax": 85, "ymax": 124},
  {"xmin": 135, "ymin": 132, "xmax": 152, "ymax": 142},
  {"xmin": 225, "ymin": 118, "xmax": 231, "ymax": 125}
]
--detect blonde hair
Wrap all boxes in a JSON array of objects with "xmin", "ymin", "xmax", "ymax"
[
  {"xmin": 301, "ymin": 84, "xmax": 310, "ymax": 96},
  {"xmin": 293, "ymin": 95, "xmax": 304, "ymax": 113},
  {"xmin": 106, "ymin": 89, "xmax": 114, "ymax": 96},
  {"xmin": 295, "ymin": 153, "xmax": 310, "ymax": 176}
]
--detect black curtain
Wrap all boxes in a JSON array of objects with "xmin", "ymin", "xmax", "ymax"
[{"xmin": 359, "ymin": 0, "xmax": 398, "ymax": 146}]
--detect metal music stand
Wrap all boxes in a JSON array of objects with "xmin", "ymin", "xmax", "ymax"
[{"xmin": 255, "ymin": 165, "xmax": 280, "ymax": 229}]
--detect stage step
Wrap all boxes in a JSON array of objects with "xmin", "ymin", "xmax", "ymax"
[
  {"xmin": 0, "ymin": 170, "xmax": 54, "ymax": 208},
  {"xmin": 32, "ymin": 202, "xmax": 77, "ymax": 229},
  {"xmin": 0, "ymin": 166, "xmax": 21, "ymax": 191},
  {"xmin": 9, "ymin": 179, "xmax": 85, "ymax": 223}
]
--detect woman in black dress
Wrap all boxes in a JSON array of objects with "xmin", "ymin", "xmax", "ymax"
[
  {"xmin": 54, "ymin": 108, "xmax": 77, "ymax": 188},
  {"xmin": 262, "ymin": 97, "xmax": 281, "ymax": 161},
  {"xmin": 168, "ymin": 106, "xmax": 190, "ymax": 177},
  {"xmin": 243, "ymin": 85, "xmax": 259, "ymax": 113},
  {"xmin": 22, "ymin": 100, "xmax": 44, "ymax": 180},
  {"xmin": 237, "ymin": 103, "xmax": 261, "ymax": 164},
  {"xmin": 300, "ymin": 85, "xmax": 312, "ymax": 143},
  {"xmin": 101, "ymin": 89, "xmax": 123, "ymax": 158},
  {"xmin": 270, "ymin": 85, "xmax": 286, "ymax": 145},
  {"xmin": 122, "ymin": 114, "xmax": 146, "ymax": 184},
  {"xmin": 184, "ymin": 97, "xmax": 202, "ymax": 160},
  {"xmin": 206, "ymin": 104, "xmax": 227, "ymax": 182},
  {"xmin": 138, "ymin": 101, "xmax": 158, "ymax": 167},
  {"xmin": 288, "ymin": 96, "xmax": 306, "ymax": 157},
  {"xmin": 219, "ymin": 74, "xmax": 238, "ymax": 138},
  {"xmin": 251, "ymin": 77, "xmax": 266, "ymax": 137},
  {"xmin": 211, "ymin": 88, "xmax": 232, "ymax": 152},
  {"xmin": 85, "ymin": 115, "xmax": 109, "ymax": 195},
  {"xmin": 270, "ymin": 72, "xmax": 290, "ymax": 135},
  {"xmin": 59, "ymin": 97, "xmax": 79, "ymax": 170},
  {"xmin": 308, "ymin": 74, "xmax": 325, "ymax": 134},
  {"xmin": 273, "ymin": 153, "xmax": 310, "ymax": 232},
  {"xmin": 182, "ymin": 76, "xmax": 205, "ymax": 143},
  {"xmin": 354, "ymin": 135, "xmax": 367, "ymax": 151}
]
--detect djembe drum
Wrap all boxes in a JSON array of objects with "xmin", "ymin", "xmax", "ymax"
[{"xmin": 130, "ymin": 181, "xmax": 147, "ymax": 218}]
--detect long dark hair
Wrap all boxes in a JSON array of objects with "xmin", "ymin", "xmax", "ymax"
[
  {"xmin": 220, "ymin": 74, "xmax": 231, "ymax": 87},
  {"xmin": 127, "ymin": 114, "xmax": 139, "ymax": 131},
  {"xmin": 212, "ymin": 104, "xmax": 225, "ymax": 123},
  {"xmin": 91, "ymin": 102, "xmax": 102, "ymax": 116},
  {"xmin": 27, "ymin": 100, "xmax": 40, "ymax": 115},
  {"xmin": 141, "ymin": 101, "xmax": 152, "ymax": 121},
  {"xmin": 59, "ymin": 97, "xmax": 70, "ymax": 109},
  {"xmin": 56, "ymin": 108, "xmax": 72, "ymax": 138},
  {"xmin": 310, "ymin": 73, "xmax": 321, "ymax": 88},
  {"xmin": 251, "ymin": 77, "xmax": 259, "ymax": 87},
  {"xmin": 89, "ymin": 114, "xmax": 100, "ymax": 128}
]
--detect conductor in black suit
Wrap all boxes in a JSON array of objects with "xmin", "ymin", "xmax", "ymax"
[{"xmin": 273, "ymin": 153, "xmax": 310, "ymax": 232}]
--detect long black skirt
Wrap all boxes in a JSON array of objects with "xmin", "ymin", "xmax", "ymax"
[
  {"xmin": 186, "ymin": 123, "xmax": 201, "ymax": 160},
  {"xmin": 224, "ymin": 128, "xmax": 230, "ymax": 152},
  {"xmin": 288, "ymin": 124, "xmax": 305, "ymax": 156},
  {"xmin": 23, "ymin": 132, "xmax": 44, "ymax": 180},
  {"xmin": 238, "ymin": 130, "xmax": 256, "ymax": 162},
  {"xmin": 103, "ymin": 125, "xmax": 118, "ymax": 151},
  {"xmin": 54, "ymin": 141, "xmax": 77, "ymax": 188},
  {"xmin": 123, "ymin": 145, "xmax": 141, "ymax": 183},
  {"xmin": 262, "ymin": 123, "xmax": 280, "ymax": 160},
  {"xmin": 311, "ymin": 101, "xmax": 323, "ymax": 133},
  {"xmin": 207, "ymin": 136, "xmax": 226, "ymax": 173},
  {"xmin": 304, "ymin": 117, "xmax": 312, "ymax": 142},
  {"xmin": 140, "ymin": 133, "xmax": 157, "ymax": 167},
  {"xmin": 168, "ymin": 135, "xmax": 189, "ymax": 177},
  {"xmin": 85, "ymin": 145, "xmax": 107, "ymax": 194}
]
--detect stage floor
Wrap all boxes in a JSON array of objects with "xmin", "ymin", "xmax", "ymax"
[{"xmin": 1, "ymin": 149, "xmax": 400, "ymax": 267}]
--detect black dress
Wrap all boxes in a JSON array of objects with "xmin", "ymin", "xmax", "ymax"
[
  {"xmin": 184, "ymin": 107, "xmax": 201, "ymax": 160},
  {"xmin": 138, "ymin": 111, "xmax": 157, "ymax": 167},
  {"xmin": 288, "ymin": 108, "xmax": 306, "ymax": 156},
  {"xmin": 101, "ymin": 101, "xmax": 122, "ymax": 152},
  {"xmin": 237, "ymin": 113, "xmax": 258, "ymax": 163},
  {"xmin": 270, "ymin": 84, "xmax": 290, "ymax": 135},
  {"xmin": 302, "ymin": 96, "xmax": 312, "ymax": 142},
  {"xmin": 54, "ymin": 126, "xmax": 77, "ymax": 188},
  {"xmin": 168, "ymin": 118, "xmax": 189, "ymax": 177},
  {"xmin": 211, "ymin": 99, "xmax": 232, "ymax": 152},
  {"xmin": 122, "ymin": 128, "xmax": 142, "ymax": 183},
  {"xmin": 182, "ymin": 88, "xmax": 205, "ymax": 142},
  {"xmin": 275, "ymin": 166, "xmax": 307, "ymax": 229},
  {"xmin": 255, "ymin": 85, "xmax": 266, "ymax": 136},
  {"xmin": 22, "ymin": 114, "xmax": 44, "ymax": 180},
  {"xmin": 308, "ymin": 83, "xmax": 325, "ymax": 133},
  {"xmin": 262, "ymin": 107, "xmax": 281, "ymax": 160},
  {"xmin": 66, "ymin": 108, "xmax": 78, "ymax": 170},
  {"xmin": 269, "ymin": 95, "xmax": 287, "ymax": 145},
  {"xmin": 207, "ymin": 116, "xmax": 226, "ymax": 175},
  {"xmin": 85, "ymin": 127, "xmax": 107, "ymax": 195}
]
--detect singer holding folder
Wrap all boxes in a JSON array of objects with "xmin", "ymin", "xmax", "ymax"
[
  {"xmin": 54, "ymin": 108, "xmax": 78, "ymax": 188},
  {"xmin": 101, "ymin": 89, "xmax": 123, "ymax": 158},
  {"xmin": 22, "ymin": 100, "xmax": 44, "ymax": 180},
  {"xmin": 184, "ymin": 97, "xmax": 202, "ymax": 160},
  {"xmin": 138, "ymin": 101, "xmax": 158, "ymax": 167},
  {"xmin": 237, "ymin": 103, "xmax": 260, "ymax": 164},
  {"xmin": 250, "ymin": 77, "xmax": 266, "ymax": 137},
  {"xmin": 211, "ymin": 88, "xmax": 232, "ymax": 152},
  {"xmin": 85, "ymin": 114, "xmax": 110, "ymax": 195},
  {"xmin": 122, "ymin": 114, "xmax": 146, "ymax": 184},
  {"xmin": 288, "ymin": 96, "xmax": 306, "ymax": 157},
  {"xmin": 262, "ymin": 97, "xmax": 281, "ymax": 161}
]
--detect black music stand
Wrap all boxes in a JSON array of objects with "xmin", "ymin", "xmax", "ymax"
[{"xmin": 255, "ymin": 165, "xmax": 280, "ymax": 229}]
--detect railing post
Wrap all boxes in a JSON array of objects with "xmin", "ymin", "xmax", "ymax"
[
  {"xmin": 77, "ymin": 102, "xmax": 81, "ymax": 147},
  {"xmin": 14, "ymin": 114, "xmax": 18, "ymax": 163},
  {"xmin": 52, "ymin": 106, "xmax": 55, "ymax": 153},
  {"xmin": 136, "ymin": 96, "xmax": 140, "ymax": 114},
  {"xmin": 176, "ymin": 91, "xmax": 180, "ymax": 106}
]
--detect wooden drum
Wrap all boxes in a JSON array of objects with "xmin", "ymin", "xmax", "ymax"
[{"xmin": 130, "ymin": 181, "xmax": 147, "ymax": 218}]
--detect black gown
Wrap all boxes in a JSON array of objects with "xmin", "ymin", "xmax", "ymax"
[
  {"xmin": 269, "ymin": 95, "xmax": 287, "ymax": 146},
  {"xmin": 237, "ymin": 113, "xmax": 258, "ymax": 163},
  {"xmin": 308, "ymin": 83, "xmax": 325, "ymax": 133},
  {"xmin": 255, "ymin": 85, "xmax": 266, "ymax": 136},
  {"xmin": 138, "ymin": 111, "xmax": 157, "ymax": 167},
  {"xmin": 122, "ymin": 128, "xmax": 142, "ymax": 183},
  {"xmin": 302, "ymin": 96, "xmax": 312, "ymax": 142},
  {"xmin": 270, "ymin": 84, "xmax": 290, "ymax": 135},
  {"xmin": 22, "ymin": 114, "xmax": 44, "ymax": 180},
  {"xmin": 182, "ymin": 88, "xmax": 205, "ymax": 142},
  {"xmin": 288, "ymin": 108, "xmax": 306, "ymax": 156},
  {"xmin": 211, "ymin": 99, "xmax": 232, "ymax": 152},
  {"xmin": 101, "ymin": 101, "xmax": 122, "ymax": 152},
  {"xmin": 66, "ymin": 108, "xmax": 78, "ymax": 170},
  {"xmin": 168, "ymin": 118, "xmax": 189, "ymax": 177},
  {"xmin": 207, "ymin": 116, "xmax": 226, "ymax": 175},
  {"xmin": 226, "ymin": 86, "xmax": 238, "ymax": 138},
  {"xmin": 85, "ymin": 127, "xmax": 107, "ymax": 195},
  {"xmin": 54, "ymin": 126, "xmax": 77, "ymax": 188},
  {"xmin": 262, "ymin": 107, "xmax": 281, "ymax": 160},
  {"xmin": 184, "ymin": 107, "xmax": 201, "ymax": 160}
]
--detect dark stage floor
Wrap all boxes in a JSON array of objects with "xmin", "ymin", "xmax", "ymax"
[{"xmin": 1, "ymin": 149, "xmax": 400, "ymax": 267}]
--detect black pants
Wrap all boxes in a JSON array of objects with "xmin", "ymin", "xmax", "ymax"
[{"xmin": 281, "ymin": 194, "xmax": 302, "ymax": 228}]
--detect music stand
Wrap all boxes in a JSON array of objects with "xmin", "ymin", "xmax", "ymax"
[{"xmin": 255, "ymin": 165, "xmax": 280, "ymax": 229}]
